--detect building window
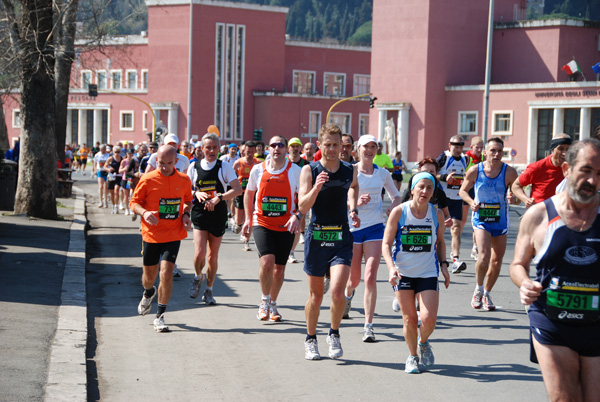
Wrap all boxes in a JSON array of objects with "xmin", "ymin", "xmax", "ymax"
[
  {"xmin": 492, "ymin": 110, "xmax": 513, "ymax": 135},
  {"xmin": 12, "ymin": 109, "xmax": 20, "ymax": 128},
  {"xmin": 324, "ymin": 73, "xmax": 346, "ymax": 96},
  {"xmin": 214, "ymin": 23, "xmax": 245, "ymax": 141},
  {"xmin": 97, "ymin": 70, "xmax": 107, "ymax": 90},
  {"xmin": 329, "ymin": 112, "xmax": 351, "ymax": 134},
  {"xmin": 458, "ymin": 111, "xmax": 478, "ymax": 135},
  {"xmin": 120, "ymin": 111, "xmax": 134, "ymax": 131},
  {"xmin": 309, "ymin": 111, "xmax": 321, "ymax": 135},
  {"xmin": 536, "ymin": 108, "xmax": 554, "ymax": 160},
  {"xmin": 564, "ymin": 108, "xmax": 581, "ymax": 141},
  {"xmin": 111, "ymin": 70, "xmax": 122, "ymax": 90},
  {"xmin": 81, "ymin": 70, "xmax": 92, "ymax": 89},
  {"xmin": 293, "ymin": 70, "xmax": 315, "ymax": 95},
  {"xmin": 141, "ymin": 70, "xmax": 148, "ymax": 89},
  {"xmin": 353, "ymin": 74, "xmax": 370, "ymax": 96},
  {"xmin": 142, "ymin": 111, "xmax": 148, "ymax": 131},
  {"xmin": 126, "ymin": 70, "xmax": 138, "ymax": 89},
  {"xmin": 359, "ymin": 114, "xmax": 369, "ymax": 136},
  {"xmin": 502, "ymin": 147, "xmax": 513, "ymax": 162}
]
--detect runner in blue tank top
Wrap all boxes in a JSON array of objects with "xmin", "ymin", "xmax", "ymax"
[
  {"xmin": 510, "ymin": 139, "xmax": 600, "ymax": 402},
  {"xmin": 460, "ymin": 137, "xmax": 518, "ymax": 311},
  {"xmin": 299, "ymin": 124, "xmax": 360, "ymax": 361}
]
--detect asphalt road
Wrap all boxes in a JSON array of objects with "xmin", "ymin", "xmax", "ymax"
[{"xmin": 80, "ymin": 173, "xmax": 546, "ymax": 402}]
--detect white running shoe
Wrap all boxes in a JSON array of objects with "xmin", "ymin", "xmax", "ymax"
[
  {"xmin": 327, "ymin": 334, "xmax": 343, "ymax": 359},
  {"xmin": 304, "ymin": 338, "xmax": 320, "ymax": 360},
  {"xmin": 111, "ymin": 205, "xmax": 117, "ymax": 214},
  {"xmin": 203, "ymin": 288, "xmax": 217, "ymax": 305},
  {"xmin": 137, "ymin": 287, "xmax": 156, "ymax": 316},
  {"xmin": 405, "ymin": 355, "xmax": 420, "ymax": 374},
  {"xmin": 173, "ymin": 264, "xmax": 181, "ymax": 278},
  {"xmin": 470, "ymin": 246, "xmax": 478, "ymax": 260},
  {"xmin": 451, "ymin": 259, "xmax": 466, "ymax": 274},
  {"xmin": 153, "ymin": 314, "xmax": 169, "ymax": 332},
  {"xmin": 342, "ymin": 291, "xmax": 354, "ymax": 319},
  {"xmin": 124, "ymin": 209, "xmax": 130, "ymax": 216},
  {"xmin": 392, "ymin": 297, "xmax": 401, "ymax": 312},
  {"xmin": 482, "ymin": 293, "xmax": 496, "ymax": 311},
  {"xmin": 98, "ymin": 201, "xmax": 103, "ymax": 208},
  {"xmin": 269, "ymin": 302, "xmax": 282, "ymax": 322},
  {"xmin": 119, "ymin": 202, "xmax": 125, "ymax": 210},
  {"xmin": 189, "ymin": 274, "xmax": 205, "ymax": 298},
  {"xmin": 288, "ymin": 252, "xmax": 298, "ymax": 264},
  {"xmin": 471, "ymin": 289, "xmax": 483, "ymax": 309},
  {"xmin": 257, "ymin": 299, "xmax": 270, "ymax": 321},
  {"xmin": 103, "ymin": 201, "xmax": 108, "ymax": 208},
  {"xmin": 299, "ymin": 233, "xmax": 304, "ymax": 244},
  {"xmin": 419, "ymin": 341, "xmax": 435, "ymax": 367},
  {"xmin": 243, "ymin": 241, "xmax": 251, "ymax": 251},
  {"xmin": 323, "ymin": 274, "xmax": 331, "ymax": 295},
  {"xmin": 362, "ymin": 325, "xmax": 376, "ymax": 343}
]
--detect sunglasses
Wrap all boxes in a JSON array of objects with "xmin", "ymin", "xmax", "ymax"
[
  {"xmin": 269, "ymin": 142, "xmax": 286, "ymax": 149},
  {"xmin": 450, "ymin": 142, "xmax": 464, "ymax": 146}
]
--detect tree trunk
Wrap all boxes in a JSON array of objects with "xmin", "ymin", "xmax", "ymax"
[
  {"xmin": 0, "ymin": 99, "xmax": 9, "ymax": 152},
  {"xmin": 55, "ymin": 0, "xmax": 79, "ymax": 159},
  {"xmin": 13, "ymin": 0, "xmax": 57, "ymax": 219}
]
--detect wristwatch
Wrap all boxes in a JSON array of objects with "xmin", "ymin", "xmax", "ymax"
[
  {"xmin": 350, "ymin": 209, "xmax": 359, "ymax": 215},
  {"xmin": 441, "ymin": 260, "xmax": 449, "ymax": 267},
  {"xmin": 183, "ymin": 212, "xmax": 190, "ymax": 218},
  {"xmin": 216, "ymin": 193, "xmax": 223, "ymax": 201},
  {"xmin": 295, "ymin": 212, "xmax": 303, "ymax": 220}
]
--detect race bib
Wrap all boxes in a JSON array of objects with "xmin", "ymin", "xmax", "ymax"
[
  {"xmin": 241, "ymin": 177, "xmax": 249, "ymax": 190},
  {"xmin": 545, "ymin": 276, "xmax": 600, "ymax": 324},
  {"xmin": 447, "ymin": 174, "xmax": 463, "ymax": 190},
  {"xmin": 479, "ymin": 202, "xmax": 501, "ymax": 223},
  {"xmin": 159, "ymin": 198, "xmax": 181, "ymax": 220},
  {"xmin": 401, "ymin": 225, "xmax": 432, "ymax": 252},
  {"xmin": 261, "ymin": 196, "xmax": 287, "ymax": 217},
  {"xmin": 198, "ymin": 180, "xmax": 217, "ymax": 199},
  {"xmin": 312, "ymin": 224, "xmax": 343, "ymax": 243}
]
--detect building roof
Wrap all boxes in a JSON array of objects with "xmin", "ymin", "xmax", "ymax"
[{"xmin": 145, "ymin": 0, "xmax": 288, "ymax": 14}]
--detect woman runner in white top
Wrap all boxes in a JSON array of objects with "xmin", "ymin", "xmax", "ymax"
[
  {"xmin": 343, "ymin": 135, "xmax": 401, "ymax": 342},
  {"xmin": 383, "ymin": 172, "xmax": 450, "ymax": 374}
]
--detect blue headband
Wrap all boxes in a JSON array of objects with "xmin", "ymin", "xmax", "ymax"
[{"xmin": 411, "ymin": 172, "xmax": 435, "ymax": 190}]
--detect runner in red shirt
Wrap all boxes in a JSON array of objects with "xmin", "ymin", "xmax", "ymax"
[
  {"xmin": 232, "ymin": 141, "xmax": 260, "ymax": 250},
  {"xmin": 512, "ymin": 134, "xmax": 572, "ymax": 208}
]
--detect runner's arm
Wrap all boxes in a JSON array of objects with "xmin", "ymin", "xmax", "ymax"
[
  {"xmin": 348, "ymin": 165, "xmax": 360, "ymax": 228},
  {"xmin": 436, "ymin": 208, "xmax": 450, "ymax": 288},
  {"xmin": 511, "ymin": 177, "xmax": 534, "ymax": 208},
  {"xmin": 459, "ymin": 165, "xmax": 478, "ymax": 211},
  {"xmin": 383, "ymin": 206, "xmax": 402, "ymax": 286}
]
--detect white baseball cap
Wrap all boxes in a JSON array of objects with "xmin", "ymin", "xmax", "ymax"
[
  {"xmin": 357, "ymin": 134, "xmax": 378, "ymax": 147},
  {"xmin": 163, "ymin": 133, "xmax": 179, "ymax": 145}
]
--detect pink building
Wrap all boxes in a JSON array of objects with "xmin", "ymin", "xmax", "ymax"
[
  {"xmin": 370, "ymin": 0, "xmax": 600, "ymax": 165},
  {"xmin": 4, "ymin": 0, "xmax": 372, "ymax": 148}
]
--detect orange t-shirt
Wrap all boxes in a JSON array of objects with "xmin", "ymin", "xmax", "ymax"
[
  {"xmin": 235, "ymin": 157, "xmax": 260, "ymax": 190},
  {"xmin": 130, "ymin": 169, "xmax": 193, "ymax": 243}
]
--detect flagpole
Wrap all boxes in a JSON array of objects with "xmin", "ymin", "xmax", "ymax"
[{"xmin": 482, "ymin": 0, "xmax": 494, "ymax": 144}]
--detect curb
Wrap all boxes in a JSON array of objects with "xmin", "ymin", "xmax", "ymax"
[{"xmin": 44, "ymin": 186, "xmax": 87, "ymax": 402}]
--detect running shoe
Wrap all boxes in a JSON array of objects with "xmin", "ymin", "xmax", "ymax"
[
  {"xmin": 257, "ymin": 299, "xmax": 269, "ymax": 321},
  {"xmin": 362, "ymin": 325, "xmax": 376, "ymax": 343},
  {"xmin": 323, "ymin": 274, "xmax": 331, "ymax": 295},
  {"xmin": 269, "ymin": 302, "xmax": 282, "ymax": 322},
  {"xmin": 470, "ymin": 246, "xmax": 478, "ymax": 260},
  {"xmin": 342, "ymin": 291, "xmax": 354, "ymax": 319},
  {"xmin": 137, "ymin": 286, "xmax": 156, "ymax": 316},
  {"xmin": 299, "ymin": 233, "xmax": 304, "ymax": 244},
  {"xmin": 98, "ymin": 201, "xmax": 103, "ymax": 208},
  {"xmin": 327, "ymin": 334, "xmax": 343, "ymax": 359},
  {"xmin": 233, "ymin": 224, "xmax": 242, "ymax": 234},
  {"xmin": 153, "ymin": 313, "xmax": 169, "ymax": 333},
  {"xmin": 418, "ymin": 340, "xmax": 435, "ymax": 367},
  {"xmin": 482, "ymin": 293, "xmax": 496, "ymax": 311},
  {"xmin": 451, "ymin": 259, "xmax": 467, "ymax": 274},
  {"xmin": 392, "ymin": 297, "xmax": 400, "ymax": 312},
  {"xmin": 103, "ymin": 201, "xmax": 108, "ymax": 208},
  {"xmin": 405, "ymin": 355, "xmax": 420, "ymax": 374},
  {"xmin": 119, "ymin": 202, "xmax": 125, "ymax": 210},
  {"xmin": 288, "ymin": 252, "xmax": 298, "ymax": 264},
  {"xmin": 471, "ymin": 289, "xmax": 483, "ymax": 309},
  {"xmin": 173, "ymin": 265, "xmax": 181, "ymax": 278},
  {"xmin": 304, "ymin": 338, "xmax": 320, "ymax": 360},
  {"xmin": 243, "ymin": 241, "xmax": 251, "ymax": 251},
  {"xmin": 189, "ymin": 274, "xmax": 205, "ymax": 299},
  {"xmin": 203, "ymin": 288, "xmax": 217, "ymax": 305},
  {"xmin": 112, "ymin": 205, "xmax": 117, "ymax": 214}
]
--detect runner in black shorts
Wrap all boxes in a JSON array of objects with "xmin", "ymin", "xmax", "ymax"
[
  {"xmin": 510, "ymin": 139, "xmax": 600, "ymax": 401},
  {"xmin": 299, "ymin": 124, "xmax": 360, "ymax": 361},
  {"xmin": 187, "ymin": 133, "xmax": 242, "ymax": 305}
]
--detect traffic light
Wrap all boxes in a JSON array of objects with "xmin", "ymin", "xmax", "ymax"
[
  {"xmin": 253, "ymin": 128, "xmax": 263, "ymax": 141},
  {"xmin": 369, "ymin": 96, "xmax": 377, "ymax": 108},
  {"xmin": 88, "ymin": 84, "xmax": 98, "ymax": 97}
]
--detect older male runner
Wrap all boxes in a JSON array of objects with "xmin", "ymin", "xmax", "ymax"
[
  {"xmin": 511, "ymin": 133, "xmax": 572, "ymax": 208},
  {"xmin": 131, "ymin": 145, "xmax": 193, "ymax": 332},
  {"xmin": 232, "ymin": 141, "xmax": 259, "ymax": 249},
  {"xmin": 510, "ymin": 139, "xmax": 600, "ymax": 402},
  {"xmin": 242, "ymin": 135, "xmax": 302, "ymax": 322},
  {"xmin": 299, "ymin": 124, "xmax": 360, "ymax": 360},
  {"xmin": 460, "ymin": 137, "xmax": 518, "ymax": 311}
]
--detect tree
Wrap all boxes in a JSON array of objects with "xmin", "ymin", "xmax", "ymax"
[{"xmin": 2, "ymin": 0, "xmax": 58, "ymax": 219}]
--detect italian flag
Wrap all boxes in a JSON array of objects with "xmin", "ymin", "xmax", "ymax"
[{"xmin": 562, "ymin": 59, "xmax": 581, "ymax": 75}]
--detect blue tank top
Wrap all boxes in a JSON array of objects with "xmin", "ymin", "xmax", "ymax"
[
  {"xmin": 471, "ymin": 163, "xmax": 509, "ymax": 230},
  {"xmin": 392, "ymin": 159, "xmax": 403, "ymax": 177},
  {"xmin": 310, "ymin": 161, "xmax": 353, "ymax": 226},
  {"xmin": 529, "ymin": 198, "xmax": 600, "ymax": 326}
]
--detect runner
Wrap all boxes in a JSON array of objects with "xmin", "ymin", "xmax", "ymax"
[
  {"xmin": 392, "ymin": 151, "xmax": 408, "ymax": 192},
  {"xmin": 77, "ymin": 143, "xmax": 89, "ymax": 175},
  {"xmin": 146, "ymin": 134, "xmax": 190, "ymax": 174},
  {"xmin": 232, "ymin": 140, "xmax": 260, "ymax": 250},
  {"xmin": 511, "ymin": 133, "xmax": 572, "ymax": 208},
  {"xmin": 459, "ymin": 137, "xmax": 518, "ymax": 311},
  {"xmin": 342, "ymin": 134, "xmax": 401, "ymax": 343},
  {"xmin": 383, "ymin": 171, "xmax": 450, "ymax": 373},
  {"xmin": 509, "ymin": 139, "xmax": 600, "ymax": 401},
  {"xmin": 187, "ymin": 133, "xmax": 242, "ymax": 305},
  {"xmin": 299, "ymin": 123, "xmax": 360, "ymax": 360},
  {"xmin": 131, "ymin": 145, "xmax": 193, "ymax": 332},
  {"xmin": 302, "ymin": 142, "xmax": 316, "ymax": 162},
  {"xmin": 436, "ymin": 135, "xmax": 468, "ymax": 274},
  {"xmin": 93, "ymin": 144, "xmax": 110, "ymax": 208},
  {"xmin": 340, "ymin": 134, "xmax": 356, "ymax": 164},
  {"xmin": 242, "ymin": 135, "xmax": 302, "ymax": 322},
  {"xmin": 104, "ymin": 145, "xmax": 123, "ymax": 214},
  {"xmin": 119, "ymin": 149, "xmax": 138, "ymax": 216},
  {"xmin": 287, "ymin": 137, "xmax": 309, "ymax": 263},
  {"xmin": 465, "ymin": 136, "xmax": 484, "ymax": 260}
]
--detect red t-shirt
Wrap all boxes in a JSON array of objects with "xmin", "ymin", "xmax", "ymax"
[
  {"xmin": 130, "ymin": 169, "xmax": 193, "ymax": 243},
  {"xmin": 518, "ymin": 155, "xmax": 564, "ymax": 203}
]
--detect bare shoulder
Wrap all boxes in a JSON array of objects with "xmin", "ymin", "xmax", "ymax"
[{"xmin": 520, "ymin": 201, "xmax": 548, "ymax": 238}]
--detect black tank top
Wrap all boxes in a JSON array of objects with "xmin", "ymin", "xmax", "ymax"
[
  {"xmin": 193, "ymin": 160, "xmax": 227, "ymax": 216},
  {"xmin": 309, "ymin": 161, "xmax": 353, "ymax": 226}
]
